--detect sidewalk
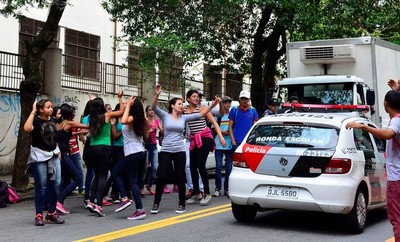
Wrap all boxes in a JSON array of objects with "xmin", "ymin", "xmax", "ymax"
[{"xmin": 0, "ymin": 174, "xmax": 35, "ymax": 202}]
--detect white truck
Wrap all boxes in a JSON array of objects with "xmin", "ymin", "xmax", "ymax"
[{"xmin": 277, "ymin": 37, "xmax": 400, "ymax": 127}]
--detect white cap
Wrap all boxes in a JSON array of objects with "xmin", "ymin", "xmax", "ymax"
[{"xmin": 239, "ymin": 90, "xmax": 250, "ymax": 99}]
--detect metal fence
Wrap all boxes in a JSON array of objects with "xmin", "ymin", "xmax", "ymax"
[
  {"xmin": 61, "ymin": 55, "xmax": 142, "ymax": 96},
  {"xmin": 104, "ymin": 63, "xmax": 141, "ymax": 97},
  {"xmin": 62, "ymin": 54, "xmax": 103, "ymax": 93},
  {"xmin": 0, "ymin": 51, "xmax": 45, "ymax": 91}
]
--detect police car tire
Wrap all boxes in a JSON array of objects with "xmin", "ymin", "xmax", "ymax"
[
  {"xmin": 344, "ymin": 187, "xmax": 367, "ymax": 234},
  {"xmin": 231, "ymin": 203, "xmax": 257, "ymax": 223}
]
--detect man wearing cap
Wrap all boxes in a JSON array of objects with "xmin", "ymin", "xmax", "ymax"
[
  {"xmin": 198, "ymin": 90, "xmax": 204, "ymax": 101},
  {"xmin": 228, "ymin": 90, "xmax": 258, "ymax": 165},
  {"xmin": 212, "ymin": 96, "xmax": 233, "ymax": 197},
  {"xmin": 263, "ymin": 98, "xmax": 279, "ymax": 116}
]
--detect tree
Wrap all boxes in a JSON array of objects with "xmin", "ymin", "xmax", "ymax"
[
  {"xmin": 103, "ymin": 0, "xmax": 400, "ymax": 115},
  {"xmin": 0, "ymin": 0, "xmax": 67, "ymax": 189}
]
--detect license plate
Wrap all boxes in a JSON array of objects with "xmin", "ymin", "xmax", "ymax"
[{"xmin": 266, "ymin": 186, "xmax": 299, "ymax": 199}]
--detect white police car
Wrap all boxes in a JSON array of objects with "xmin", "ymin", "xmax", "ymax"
[{"xmin": 229, "ymin": 104, "xmax": 387, "ymax": 234}]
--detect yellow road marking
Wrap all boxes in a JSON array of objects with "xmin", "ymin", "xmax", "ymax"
[{"xmin": 74, "ymin": 203, "xmax": 232, "ymax": 242}]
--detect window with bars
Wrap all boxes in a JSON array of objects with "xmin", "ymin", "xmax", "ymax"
[
  {"xmin": 128, "ymin": 45, "xmax": 144, "ymax": 86},
  {"xmin": 158, "ymin": 56, "xmax": 183, "ymax": 93},
  {"xmin": 19, "ymin": 17, "xmax": 59, "ymax": 56},
  {"xmin": 64, "ymin": 29, "xmax": 100, "ymax": 80}
]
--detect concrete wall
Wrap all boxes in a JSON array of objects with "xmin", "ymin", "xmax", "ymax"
[
  {"xmin": 0, "ymin": 91, "xmax": 21, "ymax": 174},
  {"xmin": 0, "ymin": 88, "xmax": 136, "ymax": 175}
]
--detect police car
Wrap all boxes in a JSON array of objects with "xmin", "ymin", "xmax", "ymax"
[{"xmin": 229, "ymin": 104, "xmax": 387, "ymax": 234}]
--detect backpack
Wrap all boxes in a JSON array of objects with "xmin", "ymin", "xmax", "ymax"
[
  {"xmin": 231, "ymin": 106, "xmax": 257, "ymax": 127},
  {"xmin": 7, "ymin": 185, "xmax": 20, "ymax": 204},
  {"xmin": 0, "ymin": 181, "xmax": 9, "ymax": 208}
]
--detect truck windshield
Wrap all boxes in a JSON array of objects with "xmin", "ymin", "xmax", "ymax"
[{"xmin": 280, "ymin": 83, "xmax": 354, "ymax": 105}]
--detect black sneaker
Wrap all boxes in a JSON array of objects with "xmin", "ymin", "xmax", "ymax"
[
  {"xmin": 224, "ymin": 190, "xmax": 229, "ymax": 198},
  {"xmin": 175, "ymin": 205, "xmax": 186, "ymax": 214},
  {"xmin": 45, "ymin": 211, "xmax": 65, "ymax": 224},
  {"xmin": 150, "ymin": 204, "xmax": 159, "ymax": 214},
  {"xmin": 35, "ymin": 214, "xmax": 44, "ymax": 226}
]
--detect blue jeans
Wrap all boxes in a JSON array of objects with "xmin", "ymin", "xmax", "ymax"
[
  {"xmin": 111, "ymin": 152, "xmax": 145, "ymax": 209},
  {"xmin": 69, "ymin": 152, "xmax": 84, "ymax": 193},
  {"xmin": 145, "ymin": 143, "xmax": 158, "ymax": 186},
  {"xmin": 59, "ymin": 152, "xmax": 82, "ymax": 203},
  {"xmin": 31, "ymin": 157, "xmax": 61, "ymax": 214},
  {"xmin": 214, "ymin": 149, "xmax": 233, "ymax": 191}
]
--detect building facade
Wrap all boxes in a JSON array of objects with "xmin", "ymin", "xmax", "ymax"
[{"xmin": 0, "ymin": 0, "xmax": 250, "ymax": 174}]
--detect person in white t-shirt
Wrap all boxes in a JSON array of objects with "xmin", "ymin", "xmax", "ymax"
[{"xmin": 346, "ymin": 90, "xmax": 400, "ymax": 240}]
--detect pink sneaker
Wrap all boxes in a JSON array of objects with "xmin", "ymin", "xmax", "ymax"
[
  {"xmin": 172, "ymin": 185, "xmax": 178, "ymax": 193},
  {"xmin": 102, "ymin": 200, "xmax": 112, "ymax": 206},
  {"xmin": 163, "ymin": 185, "xmax": 170, "ymax": 194},
  {"xmin": 94, "ymin": 205, "xmax": 105, "ymax": 217},
  {"xmin": 56, "ymin": 202, "xmax": 70, "ymax": 214},
  {"xmin": 127, "ymin": 209, "xmax": 146, "ymax": 220}
]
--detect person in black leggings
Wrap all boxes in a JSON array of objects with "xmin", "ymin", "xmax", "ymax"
[{"xmin": 85, "ymin": 91, "xmax": 124, "ymax": 217}]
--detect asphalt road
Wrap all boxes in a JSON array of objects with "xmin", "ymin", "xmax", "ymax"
[{"xmin": 0, "ymin": 179, "xmax": 395, "ymax": 242}]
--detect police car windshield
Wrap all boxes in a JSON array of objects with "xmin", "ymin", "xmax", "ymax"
[{"xmin": 246, "ymin": 125, "xmax": 339, "ymax": 149}]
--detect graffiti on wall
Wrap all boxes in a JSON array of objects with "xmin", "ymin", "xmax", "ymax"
[
  {"xmin": 0, "ymin": 93, "xmax": 20, "ymax": 157},
  {"xmin": 63, "ymin": 95, "xmax": 80, "ymax": 111}
]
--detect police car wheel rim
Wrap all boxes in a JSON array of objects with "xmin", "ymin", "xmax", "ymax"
[{"xmin": 356, "ymin": 192, "xmax": 367, "ymax": 227}]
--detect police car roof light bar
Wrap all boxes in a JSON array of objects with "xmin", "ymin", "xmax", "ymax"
[{"xmin": 282, "ymin": 103, "xmax": 370, "ymax": 112}]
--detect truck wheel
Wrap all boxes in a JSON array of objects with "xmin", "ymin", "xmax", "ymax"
[
  {"xmin": 231, "ymin": 203, "xmax": 257, "ymax": 222},
  {"xmin": 344, "ymin": 188, "xmax": 367, "ymax": 234}
]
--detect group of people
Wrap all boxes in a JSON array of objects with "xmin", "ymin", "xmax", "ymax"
[{"xmin": 24, "ymin": 84, "xmax": 259, "ymax": 226}]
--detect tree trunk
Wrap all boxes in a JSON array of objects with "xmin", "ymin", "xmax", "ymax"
[
  {"xmin": 263, "ymin": 23, "xmax": 287, "ymax": 102},
  {"xmin": 12, "ymin": 0, "xmax": 67, "ymax": 189},
  {"xmin": 251, "ymin": 7, "xmax": 272, "ymax": 116}
]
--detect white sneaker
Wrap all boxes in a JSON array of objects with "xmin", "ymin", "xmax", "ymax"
[
  {"xmin": 200, "ymin": 194, "xmax": 211, "ymax": 206},
  {"xmin": 186, "ymin": 193, "xmax": 203, "ymax": 204},
  {"xmin": 212, "ymin": 190, "xmax": 221, "ymax": 197}
]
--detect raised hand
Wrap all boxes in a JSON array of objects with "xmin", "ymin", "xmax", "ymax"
[
  {"xmin": 388, "ymin": 79, "xmax": 400, "ymax": 91},
  {"xmin": 212, "ymin": 95, "xmax": 222, "ymax": 105},
  {"xmin": 32, "ymin": 100, "xmax": 37, "ymax": 113},
  {"xmin": 127, "ymin": 96, "xmax": 136, "ymax": 106},
  {"xmin": 88, "ymin": 93, "xmax": 96, "ymax": 100},
  {"xmin": 155, "ymin": 84, "xmax": 162, "ymax": 95},
  {"xmin": 118, "ymin": 90, "xmax": 124, "ymax": 98}
]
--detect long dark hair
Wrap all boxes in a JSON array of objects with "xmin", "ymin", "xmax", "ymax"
[
  {"xmin": 89, "ymin": 98, "xmax": 106, "ymax": 137},
  {"xmin": 130, "ymin": 98, "xmax": 148, "ymax": 137},
  {"xmin": 168, "ymin": 97, "xmax": 182, "ymax": 113},
  {"xmin": 83, "ymin": 100, "xmax": 93, "ymax": 117},
  {"xmin": 60, "ymin": 103, "xmax": 75, "ymax": 121}
]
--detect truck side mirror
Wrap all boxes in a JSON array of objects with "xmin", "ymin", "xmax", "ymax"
[{"xmin": 366, "ymin": 90, "xmax": 375, "ymax": 106}]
